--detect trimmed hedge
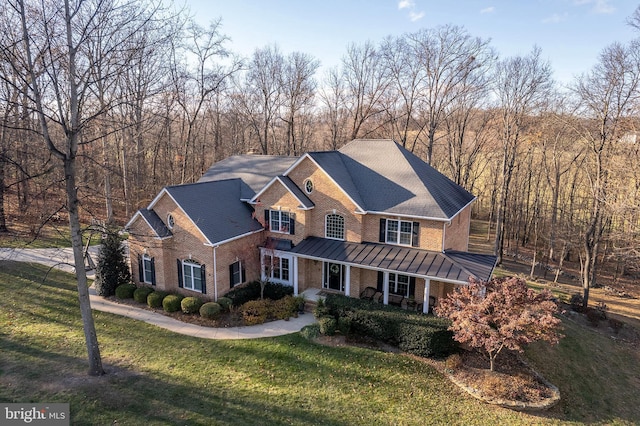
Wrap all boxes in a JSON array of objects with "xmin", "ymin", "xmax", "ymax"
[
  {"xmin": 163, "ymin": 294, "xmax": 184, "ymax": 313},
  {"xmin": 318, "ymin": 316, "xmax": 337, "ymax": 336},
  {"xmin": 147, "ymin": 291, "xmax": 168, "ymax": 308},
  {"xmin": 133, "ymin": 286, "xmax": 154, "ymax": 304},
  {"xmin": 300, "ymin": 323, "xmax": 320, "ymax": 340},
  {"xmin": 200, "ymin": 302, "xmax": 222, "ymax": 319},
  {"xmin": 217, "ymin": 296, "xmax": 232, "ymax": 311},
  {"xmin": 181, "ymin": 296, "xmax": 203, "ymax": 314},
  {"xmin": 225, "ymin": 281, "xmax": 294, "ymax": 307},
  {"xmin": 319, "ymin": 293, "xmax": 457, "ymax": 358},
  {"xmin": 115, "ymin": 283, "xmax": 137, "ymax": 299}
]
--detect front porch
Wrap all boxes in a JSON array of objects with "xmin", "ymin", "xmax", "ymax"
[{"xmin": 262, "ymin": 236, "xmax": 497, "ymax": 314}]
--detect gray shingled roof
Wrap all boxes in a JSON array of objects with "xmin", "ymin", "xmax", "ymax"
[
  {"xmin": 289, "ymin": 237, "xmax": 496, "ymax": 283},
  {"xmin": 198, "ymin": 154, "xmax": 298, "ymax": 200},
  {"xmin": 165, "ymin": 178, "xmax": 263, "ymax": 245},
  {"xmin": 277, "ymin": 176, "xmax": 314, "ymax": 209},
  {"xmin": 308, "ymin": 139, "xmax": 475, "ymax": 219},
  {"xmin": 138, "ymin": 208, "xmax": 173, "ymax": 239}
]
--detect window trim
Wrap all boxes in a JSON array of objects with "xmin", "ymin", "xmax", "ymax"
[
  {"xmin": 142, "ymin": 254, "xmax": 154, "ymax": 284},
  {"xmin": 269, "ymin": 210, "xmax": 292, "ymax": 234},
  {"xmin": 325, "ymin": 213, "xmax": 345, "ymax": 240},
  {"xmin": 230, "ymin": 260, "xmax": 245, "ymax": 288},
  {"xmin": 304, "ymin": 179, "xmax": 314, "ymax": 194},
  {"xmin": 261, "ymin": 251, "xmax": 293, "ymax": 286},
  {"xmin": 383, "ymin": 219, "xmax": 419, "ymax": 247},
  {"xmin": 181, "ymin": 259, "xmax": 203, "ymax": 293},
  {"xmin": 389, "ymin": 273, "xmax": 410, "ymax": 298}
]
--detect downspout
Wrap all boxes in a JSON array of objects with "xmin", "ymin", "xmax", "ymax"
[{"xmin": 213, "ymin": 245, "xmax": 219, "ymax": 301}]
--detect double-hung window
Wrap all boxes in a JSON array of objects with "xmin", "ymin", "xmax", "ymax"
[
  {"xmin": 389, "ymin": 273, "xmax": 410, "ymax": 298},
  {"xmin": 325, "ymin": 214, "xmax": 345, "ymax": 240},
  {"xmin": 267, "ymin": 210, "xmax": 293, "ymax": 234},
  {"xmin": 138, "ymin": 254, "xmax": 155, "ymax": 285},
  {"xmin": 262, "ymin": 253, "xmax": 291, "ymax": 285},
  {"xmin": 380, "ymin": 219, "xmax": 419, "ymax": 247},
  {"xmin": 230, "ymin": 260, "xmax": 245, "ymax": 288},
  {"xmin": 178, "ymin": 259, "xmax": 206, "ymax": 293}
]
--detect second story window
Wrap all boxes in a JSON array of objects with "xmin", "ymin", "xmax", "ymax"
[
  {"xmin": 379, "ymin": 218, "xmax": 420, "ymax": 247},
  {"xmin": 325, "ymin": 214, "xmax": 345, "ymax": 240},
  {"xmin": 265, "ymin": 209, "xmax": 295, "ymax": 234}
]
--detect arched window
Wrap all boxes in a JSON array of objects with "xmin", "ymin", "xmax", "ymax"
[{"xmin": 325, "ymin": 214, "xmax": 345, "ymax": 240}]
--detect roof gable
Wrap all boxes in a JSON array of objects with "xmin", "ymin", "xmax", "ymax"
[
  {"xmin": 125, "ymin": 208, "xmax": 172, "ymax": 239},
  {"xmin": 250, "ymin": 175, "xmax": 315, "ymax": 210}
]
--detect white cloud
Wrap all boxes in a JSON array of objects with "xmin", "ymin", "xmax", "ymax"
[
  {"xmin": 398, "ymin": 0, "xmax": 414, "ymax": 10},
  {"xmin": 480, "ymin": 6, "xmax": 495, "ymax": 14},
  {"xmin": 409, "ymin": 11, "xmax": 425, "ymax": 21},
  {"xmin": 542, "ymin": 12, "xmax": 568, "ymax": 24}
]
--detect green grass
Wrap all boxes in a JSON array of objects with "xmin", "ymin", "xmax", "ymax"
[
  {"xmin": 1, "ymin": 261, "xmax": 639, "ymax": 425},
  {"xmin": 0, "ymin": 222, "xmax": 101, "ymax": 248}
]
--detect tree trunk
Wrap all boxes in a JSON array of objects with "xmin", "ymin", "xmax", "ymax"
[{"xmin": 64, "ymin": 157, "xmax": 105, "ymax": 376}]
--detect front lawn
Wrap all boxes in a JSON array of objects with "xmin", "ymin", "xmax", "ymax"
[{"xmin": 1, "ymin": 261, "xmax": 638, "ymax": 425}]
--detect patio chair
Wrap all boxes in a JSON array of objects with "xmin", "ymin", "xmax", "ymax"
[{"xmin": 359, "ymin": 286, "xmax": 378, "ymax": 300}]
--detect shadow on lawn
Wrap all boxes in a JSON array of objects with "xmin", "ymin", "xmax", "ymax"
[{"xmin": 0, "ymin": 336, "xmax": 349, "ymax": 426}]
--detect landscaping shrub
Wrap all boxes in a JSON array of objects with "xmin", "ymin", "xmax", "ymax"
[
  {"xmin": 608, "ymin": 317, "xmax": 624, "ymax": 334},
  {"xmin": 200, "ymin": 302, "xmax": 222, "ymax": 319},
  {"xmin": 444, "ymin": 353, "xmax": 463, "ymax": 371},
  {"xmin": 271, "ymin": 295, "xmax": 298, "ymax": 320},
  {"xmin": 115, "ymin": 283, "xmax": 136, "ymax": 299},
  {"xmin": 300, "ymin": 323, "xmax": 320, "ymax": 340},
  {"xmin": 318, "ymin": 316, "xmax": 337, "ymax": 336},
  {"xmin": 337, "ymin": 316, "xmax": 352, "ymax": 335},
  {"xmin": 181, "ymin": 296, "xmax": 203, "ymax": 314},
  {"xmin": 95, "ymin": 228, "xmax": 130, "ymax": 297},
  {"xmin": 319, "ymin": 293, "xmax": 456, "ymax": 357},
  {"xmin": 133, "ymin": 286, "xmax": 153, "ymax": 304},
  {"xmin": 225, "ymin": 281, "xmax": 294, "ymax": 307},
  {"xmin": 313, "ymin": 298, "xmax": 330, "ymax": 318},
  {"xmin": 570, "ymin": 293, "xmax": 584, "ymax": 312},
  {"xmin": 147, "ymin": 291, "xmax": 168, "ymax": 308},
  {"xmin": 241, "ymin": 299, "xmax": 271, "ymax": 325},
  {"xmin": 586, "ymin": 307, "xmax": 605, "ymax": 326},
  {"xmin": 397, "ymin": 323, "xmax": 457, "ymax": 358},
  {"xmin": 163, "ymin": 294, "xmax": 184, "ymax": 313},
  {"xmin": 217, "ymin": 296, "xmax": 232, "ymax": 311}
]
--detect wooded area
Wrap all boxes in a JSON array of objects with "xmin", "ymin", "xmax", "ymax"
[{"xmin": 1, "ymin": 0, "xmax": 640, "ymax": 311}]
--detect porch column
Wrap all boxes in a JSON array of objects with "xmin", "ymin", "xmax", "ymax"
[
  {"xmin": 293, "ymin": 256, "xmax": 299, "ymax": 296},
  {"xmin": 383, "ymin": 271, "xmax": 389, "ymax": 305},
  {"xmin": 423, "ymin": 278, "xmax": 431, "ymax": 314},
  {"xmin": 344, "ymin": 264, "xmax": 351, "ymax": 296}
]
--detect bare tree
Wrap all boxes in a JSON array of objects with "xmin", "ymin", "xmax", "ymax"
[
  {"xmin": 570, "ymin": 41, "xmax": 640, "ymax": 307},
  {"xmin": 492, "ymin": 47, "xmax": 553, "ymax": 265},
  {"xmin": 318, "ymin": 66, "xmax": 349, "ymax": 150},
  {"xmin": 7, "ymin": 0, "xmax": 172, "ymax": 376},
  {"xmin": 236, "ymin": 45, "xmax": 284, "ymax": 155},
  {"xmin": 340, "ymin": 41, "xmax": 390, "ymax": 141},
  {"xmin": 279, "ymin": 51, "xmax": 319, "ymax": 155}
]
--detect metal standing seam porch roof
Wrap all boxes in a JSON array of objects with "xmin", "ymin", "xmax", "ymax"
[{"xmin": 288, "ymin": 236, "xmax": 497, "ymax": 284}]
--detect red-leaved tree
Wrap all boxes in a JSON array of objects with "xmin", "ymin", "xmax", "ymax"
[{"xmin": 435, "ymin": 277, "xmax": 562, "ymax": 371}]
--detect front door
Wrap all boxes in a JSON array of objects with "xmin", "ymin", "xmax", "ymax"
[{"xmin": 323, "ymin": 262, "xmax": 344, "ymax": 292}]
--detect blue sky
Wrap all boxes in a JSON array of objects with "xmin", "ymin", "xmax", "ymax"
[{"xmin": 184, "ymin": 0, "xmax": 639, "ymax": 85}]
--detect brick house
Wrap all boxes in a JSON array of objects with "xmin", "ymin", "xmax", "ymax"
[{"xmin": 125, "ymin": 139, "xmax": 496, "ymax": 312}]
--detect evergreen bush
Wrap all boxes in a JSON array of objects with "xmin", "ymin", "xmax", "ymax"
[
  {"xmin": 163, "ymin": 294, "xmax": 184, "ymax": 313},
  {"xmin": 133, "ymin": 286, "xmax": 153, "ymax": 304},
  {"xmin": 147, "ymin": 291, "xmax": 168, "ymax": 308},
  {"xmin": 217, "ymin": 296, "xmax": 232, "ymax": 311},
  {"xmin": 95, "ymin": 228, "xmax": 131, "ymax": 297},
  {"xmin": 181, "ymin": 296, "xmax": 203, "ymax": 314},
  {"xmin": 200, "ymin": 302, "xmax": 222, "ymax": 319},
  {"xmin": 115, "ymin": 283, "xmax": 136, "ymax": 299}
]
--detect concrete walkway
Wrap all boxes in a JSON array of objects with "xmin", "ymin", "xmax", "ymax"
[
  {"xmin": 1, "ymin": 246, "xmax": 317, "ymax": 339},
  {"xmin": 89, "ymin": 288, "xmax": 317, "ymax": 339}
]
